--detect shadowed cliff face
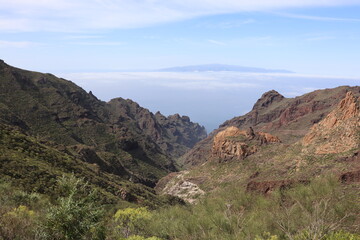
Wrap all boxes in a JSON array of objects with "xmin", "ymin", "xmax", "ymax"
[
  {"xmin": 106, "ymin": 97, "xmax": 206, "ymax": 158},
  {"xmin": 302, "ymin": 91, "xmax": 360, "ymax": 154},
  {"xmin": 181, "ymin": 86, "xmax": 360, "ymax": 167},
  {"xmin": 0, "ymin": 60, "xmax": 206, "ymax": 192}
]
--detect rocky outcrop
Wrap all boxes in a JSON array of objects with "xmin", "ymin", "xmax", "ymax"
[
  {"xmin": 302, "ymin": 91, "xmax": 360, "ymax": 154},
  {"xmin": 155, "ymin": 171, "xmax": 205, "ymax": 204},
  {"xmin": 252, "ymin": 90, "xmax": 285, "ymax": 110},
  {"xmin": 211, "ymin": 126, "xmax": 280, "ymax": 162}
]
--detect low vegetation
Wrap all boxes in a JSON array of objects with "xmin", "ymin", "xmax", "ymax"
[{"xmin": 0, "ymin": 174, "xmax": 358, "ymax": 240}]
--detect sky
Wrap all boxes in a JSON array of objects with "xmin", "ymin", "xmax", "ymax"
[{"xmin": 1, "ymin": 0, "xmax": 360, "ymax": 131}]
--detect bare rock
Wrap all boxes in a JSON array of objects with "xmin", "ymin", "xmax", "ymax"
[
  {"xmin": 155, "ymin": 171, "xmax": 205, "ymax": 204},
  {"xmin": 212, "ymin": 126, "xmax": 280, "ymax": 162},
  {"xmin": 302, "ymin": 91, "xmax": 360, "ymax": 154}
]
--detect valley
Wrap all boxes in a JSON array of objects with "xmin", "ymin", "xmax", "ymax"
[{"xmin": 0, "ymin": 61, "xmax": 359, "ymax": 239}]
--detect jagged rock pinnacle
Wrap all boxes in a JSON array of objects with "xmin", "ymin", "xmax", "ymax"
[{"xmin": 252, "ymin": 90, "xmax": 285, "ymax": 110}]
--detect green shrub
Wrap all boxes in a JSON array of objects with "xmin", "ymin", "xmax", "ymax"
[
  {"xmin": 255, "ymin": 232, "xmax": 280, "ymax": 240},
  {"xmin": 325, "ymin": 231, "xmax": 360, "ymax": 240},
  {"xmin": 113, "ymin": 207, "xmax": 152, "ymax": 238},
  {"xmin": 275, "ymin": 176, "xmax": 359, "ymax": 240},
  {"xmin": 120, "ymin": 235, "xmax": 162, "ymax": 240},
  {"xmin": 39, "ymin": 175, "xmax": 104, "ymax": 240},
  {"xmin": 0, "ymin": 205, "xmax": 37, "ymax": 240},
  {"xmin": 145, "ymin": 176, "xmax": 359, "ymax": 240}
]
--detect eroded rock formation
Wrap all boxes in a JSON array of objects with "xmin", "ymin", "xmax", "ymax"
[
  {"xmin": 212, "ymin": 126, "xmax": 280, "ymax": 162},
  {"xmin": 302, "ymin": 91, "xmax": 360, "ymax": 154}
]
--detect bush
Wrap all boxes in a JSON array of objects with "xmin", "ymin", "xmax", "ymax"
[
  {"xmin": 275, "ymin": 177, "xmax": 359, "ymax": 240},
  {"xmin": 39, "ymin": 175, "xmax": 104, "ymax": 240},
  {"xmin": 325, "ymin": 231, "xmax": 360, "ymax": 240},
  {"xmin": 113, "ymin": 207, "xmax": 152, "ymax": 238},
  {"xmin": 0, "ymin": 205, "xmax": 37, "ymax": 240},
  {"xmin": 121, "ymin": 236, "xmax": 162, "ymax": 240}
]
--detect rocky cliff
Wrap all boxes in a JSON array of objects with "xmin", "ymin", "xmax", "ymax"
[{"xmin": 302, "ymin": 91, "xmax": 360, "ymax": 154}]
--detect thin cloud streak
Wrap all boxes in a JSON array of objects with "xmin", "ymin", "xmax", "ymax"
[
  {"xmin": 275, "ymin": 12, "xmax": 360, "ymax": 22},
  {"xmin": 197, "ymin": 19, "xmax": 255, "ymax": 29},
  {"xmin": 0, "ymin": 40, "xmax": 35, "ymax": 48},
  {"xmin": 69, "ymin": 41, "xmax": 125, "ymax": 46},
  {"xmin": 306, "ymin": 36, "xmax": 335, "ymax": 41},
  {"xmin": 64, "ymin": 35, "xmax": 104, "ymax": 39},
  {"xmin": 1, "ymin": 0, "xmax": 360, "ymax": 32},
  {"xmin": 207, "ymin": 39, "xmax": 226, "ymax": 45}
]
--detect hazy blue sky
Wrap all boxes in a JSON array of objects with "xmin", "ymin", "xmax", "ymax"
[{"xmin": 1, "ymin": 0, "xmax": 360, "ymax": 131}]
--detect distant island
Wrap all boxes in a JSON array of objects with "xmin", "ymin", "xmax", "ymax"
[{"xmin": 158, "ymin": 64, "xmax": 294, "ymax": 73}]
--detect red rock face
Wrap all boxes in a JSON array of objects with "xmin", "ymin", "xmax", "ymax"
[
  {"xmin": 302, "ymin": 91, "xmax": 360, "ymax": 154},
  {"xmin": 211, "ymin": 126, "xmax": 280, "ymax": 162}
]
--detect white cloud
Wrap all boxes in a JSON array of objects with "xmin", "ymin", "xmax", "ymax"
[
  {"xmin": 61, "ymin": 71, "xmax": 360, "ymax": 93},
  {"xmin": 198, "ymin": 19, "xmax": 255, "ymax": 29},
  {"xmin": 275, "ymin": 12, "xmax": 360, "ymax": 22},
  {"xmin": 60, "ymin": 71, "xmax": 261, "ymax": 90},
  {"xmin": 306, "ymin": 36, "xmax": 335, "ymax": 41},
  {"xmin": 64, "ymin": 35, "xmax": 104, "ymax": 39},
  {"xmin": 0, "ymin": 40, "xmax": 35, "ymax": 48},
  {"xmin": 207, "ymin": 39, "xmax": 226, "ymax": 45},
  {"xmin": 0, "ymin": 0, "xmax": 359, "ymax": 32},
  {"xmin": 69, "ymin": 41, "xmax": 125, "ymax": 46}
]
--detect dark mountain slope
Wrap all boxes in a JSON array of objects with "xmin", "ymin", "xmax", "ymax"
[
  {"xmin": 107, "ymin": 98, "xmax": 206, "ymax": 158},
  {"xmin": 0, "ymin": 60, "xmax": 205, "ymax": 198},
  {"xmin": 0, "ymin": 122, "xmax": 182, "ymax": 206}
]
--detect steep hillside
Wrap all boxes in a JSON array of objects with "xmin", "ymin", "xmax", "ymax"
[
  {"xmin": 0, "ymin": 122, "xmax": 183, "ymax": 207},
  {"xmin": 0, "ymin": 60, "xmax": 205, "ymax": 203},
  {"xmin": 181, "ymin": 86, "xmax": 360, "ymax": 167}
]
